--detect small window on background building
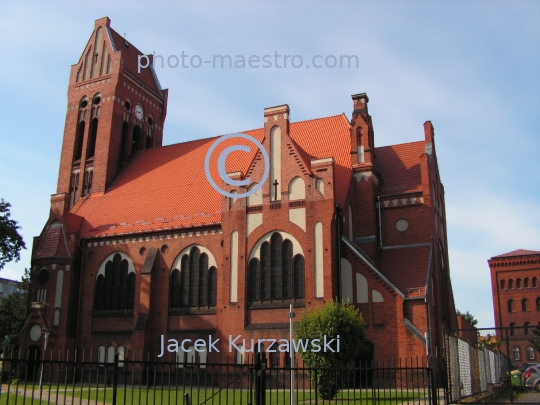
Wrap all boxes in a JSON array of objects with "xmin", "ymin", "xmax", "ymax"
[
  {"xmin": 236, "ymin": 344, "xmax": 244, "ymax": 365},
  {"xmin": 117, "ymin": 346, "xmax": 125, "ymax": 368},
  {"xmin": 501, "ymin": 280, "xmax": 505, "ymax": 290},
  {"xmin": 522, "ymin": 298, "xmax": 528, "ymax": 312},
  {"xmin": 508, "ymin": 299, "xmax": 514, "ymax": 313},
  {"xmin": 510, "ymin": 322, "xmax": 516, "ymax": 336},
  {"xmin": 525, "ymin": 278, "xmax": 530, "ymax": 288},
  {"xmin": 509, "ymin": 279, "xmax": 514, "ymax": 289},
  {"xmin": 525, "ymin": 322, "xmax": 530, "ymax": 335},
  {"xmin": 513, "ymin": 347, "xmax": 520, "ymax": 361},
  {"xmin": 107, "ymin": 346, "xmax": 115, "ymax": 364},
  {"xmin": 517, "ymin": 278, "xmax": 522, "ymax": 289},
  {"xmin": 186, "ymin": 346, "xmax": 196, "ymax": 364},
  {"xmin": 527, "ymin": 346, "xmax": 535, "ymax": 360},
  {"xmin": 98, "ymin": 346, "xmax": 105, "ymax": 364},
  {"xmin": 536, "ymin": 297, "xmax": 540, "ymax": 312}
]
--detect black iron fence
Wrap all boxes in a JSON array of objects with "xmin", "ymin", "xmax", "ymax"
[{"xmin": 1, "ymin": 348, "xmax": 446, "ymax": 405}]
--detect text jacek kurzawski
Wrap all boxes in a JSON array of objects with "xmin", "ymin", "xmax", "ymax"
[{"xmin": 158, "ymin": 334, "xmax": 340, "ymax": 357}]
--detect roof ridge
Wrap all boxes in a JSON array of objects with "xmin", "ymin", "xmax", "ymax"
[
  {"xmin": 492, "ymin": 249, "xmax": 540, "ymax": 259},
  {"xmin": 375, "ymin": 140, "xmax": 425, "ymax": 150}
]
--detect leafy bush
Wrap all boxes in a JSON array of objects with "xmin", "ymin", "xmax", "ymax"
[{"xmin": 294, "ymin": 301, "xmax": 366, "ymax": 399}]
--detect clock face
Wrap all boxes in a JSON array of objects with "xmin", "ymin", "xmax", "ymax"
[{"xmin": 135, "ymin": 105, "xmax": 144, "ymax": 120}]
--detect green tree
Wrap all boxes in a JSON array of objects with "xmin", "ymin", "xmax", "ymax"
[
  {"xmin": 0, "ymin": 268, "xmax": 30, "ymax": 348},
  {"xmin": 294, "ymin": 301, "xmax": 366, "ymax": 400},
  {"xmin": 456, "ymin": 310, "xmax": 478, "ymax": 327},
  {"xmin": 0, "ymin": 199, "xmax": 26, "ymax": 271}
]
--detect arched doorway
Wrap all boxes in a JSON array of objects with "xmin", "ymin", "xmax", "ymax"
[{"xmin": 26, "ymin": 345, "xmax": 41, "ymax": 382}]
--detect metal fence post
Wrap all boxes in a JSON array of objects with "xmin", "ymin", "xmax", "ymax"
[
  {"xmin": 504, "ymin": 327, "xmax": 513, "ymax": 404},
  {"xmin": 112, "ymin": 352, "xmax": 119, "ymax": 405},
  {"xmin": 184, "ymin": 392, "xmax": 191, "ymax": 405}
]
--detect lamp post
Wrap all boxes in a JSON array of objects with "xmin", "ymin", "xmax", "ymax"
[
  {"xmin": 39, "ymin": 330, "xmax": 49, "ymax": 390},
  {"xmin": 288, "ymin": 304, "xmax": 295, "ymax": 405}
]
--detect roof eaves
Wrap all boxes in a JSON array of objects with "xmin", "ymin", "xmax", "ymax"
[{"xmin": 342, "ymin": 236, "xmax": 405, "ymax": 299}]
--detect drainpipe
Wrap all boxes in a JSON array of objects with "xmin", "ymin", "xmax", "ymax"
[
  {"xmin": 376, "ymin": 196, "xmax": 382, "ymax": 249},
  {"xmin": 335, "ymin": 205, "xmax": 343, "ymax": 302},
  {"xmin": 75, "ymin": 239, "xmax": 85, "ymax": 356}
]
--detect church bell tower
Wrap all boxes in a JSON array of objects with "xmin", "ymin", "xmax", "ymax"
[{"xmin": 57, "ymin": 17, "xmax": 168, "ymax": 209}]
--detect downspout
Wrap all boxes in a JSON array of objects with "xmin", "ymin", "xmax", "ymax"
[
  {"xmin": 424, "ymin": 244, "xmax": 433, "ymax": 356},
  {"xmin": 376, "ymin": 196, "xmax": 382, "ymax": 249},
  {"xmin": 335, "ymin": 205, "xmax": 343, "ymax": 302},
  {"xmin": 75, "ymin": 239, "xmax": 85, "ymax": 355}
]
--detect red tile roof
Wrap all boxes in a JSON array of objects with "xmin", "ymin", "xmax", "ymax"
[
  {"xmin": 34, "ymin": 222, "xmax": 71, "ymax": 260},
  {"xmin": 492, "ymin": 249, "xmax": 540, "ymax": 259},
  {"xmin": 376, "ymin": 244, "xmax": 432, "ymax": 297},
  {"xmin": 71, "ymin": 114, "xmax": 352, "ymax": 238},
  {"xmin": 108, "ymin": 28, "xmax": 163, "ymax": 97},
  {"xmin": 375, "ymin": 141, "xmax": 424, "ymax": 194}
]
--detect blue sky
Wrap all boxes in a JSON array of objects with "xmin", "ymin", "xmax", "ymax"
[{"xmin": 0, "ymin": 1, "xmax": 538, "ymax": 327}]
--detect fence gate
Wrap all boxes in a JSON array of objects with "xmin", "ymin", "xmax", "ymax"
[{"xmin": 445, "ymin": 326, "xmax": 540, "ymax": 404}]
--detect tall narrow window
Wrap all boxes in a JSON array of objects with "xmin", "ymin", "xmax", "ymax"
[
  {"xmin": 509, "ymin": 279, "xmax": 514, "ymax": 289},
  {"xmin": 145, "ymin": 115, "xmax": 154, "ymax": 149},
  {"xmin": 73, "ymin": 121, "xmax": 86, "ymax": 162},
  {"xmin": 533, "ymin": 277, "xmax": 538, "ymax": 288},
  {"xmin": 132, "ymin": 126, "xmax": 142, "ymax": 153},
  {"xmin": 248, "ymin": 232, "xmax": 305, "ymax": 304},
  {"xmin": 120, "ymin": 122, "xmax": 130, "ymax": 165},
  {"xmin": 260, "ymin": 242, "xmax": 271, "ymax": 300},
  {"xmin": 500, "ymin": 280, "xmax": 505, "ymax": 290},
  {"xmin": 525, "ymin": 278, "xmax": 530, "ymax": 288},
  {"xmin": 527, "ymin": 346, "xmax": 535, "ymax": 360},
  {"xmin": 522, "ymin": 298, "xmax": 528, "ymax": 312},
  {"xmin": 94, "ymin": 253, "xmax": 135, "ymax": 312},
  {"xmin": 270, "ymin": 233, "xmax": 283, "ymax": 299},
  {"xmin": 510, "ymin": 322, "xmax": 515, "ymax": 336},
  {"xmin": 86, "ymin": 118, "xmax": 98, "ymax": 159},
  {"xmin": 508, "ymin": 299, "xmax": 514, "ymax": 313},
  {"xmin": 536, "ymin": 297, "xmax": 540, "ymax": 312},
  {"xmin": 69, "ymin": 169, "xmax": 80, "ymax": 208},
  {"xmin": 517, "ymin": 278, "xmax": 522, "ymax": 289},
  {"xmin": 169, "ymin": 247, "xmax": 217, "ymax": 309},
  {"xmin": 293, "ymin": 255, "xmax": 305, "ymax": 299},
  {"xmin": 248, "ymin": 259, "xmax": 260, "ymax": 301},
  {"xmin": 82, "ymin": 168, "xmax": 93, "ymax": 195},
  {"xmin": 513, "ymin": 347, "xmax": 520, "ymax": 360},
  {"xmin": 525, "ymin": 322, "xmax": 530, "ymax": 335}
]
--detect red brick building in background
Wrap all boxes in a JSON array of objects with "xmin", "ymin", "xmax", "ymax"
[
  {"xmin": 489, "ymin": 249, "xmax": 540, "ymax": 365},
  {"xmin": 19, "ymin": 17, "xmax": 458, "ymax": 365}
]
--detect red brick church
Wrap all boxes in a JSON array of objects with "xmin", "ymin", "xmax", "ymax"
[{"xmin": 20, "ymin": 17, "xmax": 458, "ymax": 365}]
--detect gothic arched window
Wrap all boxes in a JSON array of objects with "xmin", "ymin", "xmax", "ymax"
[
  {"xmin": 169, "ymin": 247, "xmax": 217, "ymax": 310},
  {"xmin": 94, "ymin": 253, "xmax": 135, "ymax": 312},
  {"xmin": 248, "ymin": 232, "xmax": 304, "ymax": 304}
]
